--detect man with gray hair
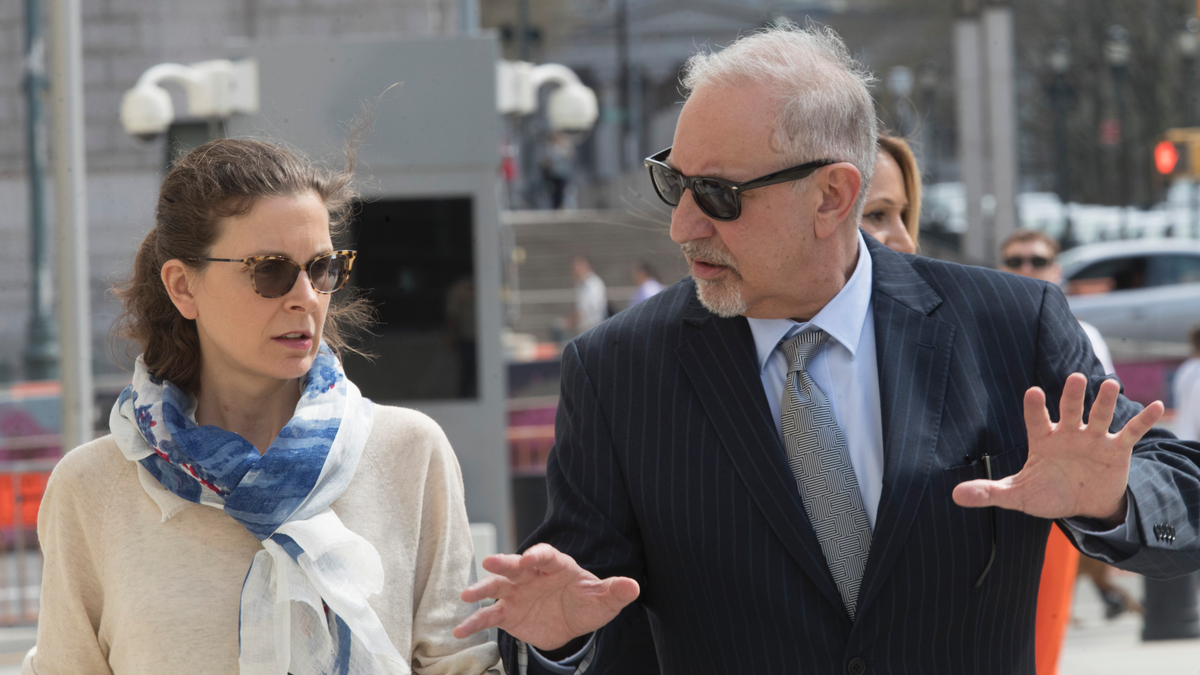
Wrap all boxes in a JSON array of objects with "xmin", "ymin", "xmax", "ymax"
[{"xmin": 455, "ymin": 22, "xmax": 1200, "ymax": 674}]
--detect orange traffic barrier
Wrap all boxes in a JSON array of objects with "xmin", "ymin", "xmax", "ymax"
[
  {"xmin": 0, "ymin": 472, "xmax": 51, "ymax": 529},
  {"xmin": 1035, "ymin": 526, "xmax": 1080, "ymax": 675}
]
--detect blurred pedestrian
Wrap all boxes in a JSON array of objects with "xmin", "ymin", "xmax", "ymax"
[
  {"xmin": 1173, "ymin": 326, "xmax": 1200, "ymax": 443},
  {"xmin": 999, "ymin": 229, "xmax": 1122, "ymax": 675},
  {"xmin": 568, "ymin": 255, "xmax": 607, "ymax": 333},
  {"xmin": 860, "ymin": 133, "xmax": 921, "ymax": 254},
  {"xmin": 628, "ymin": 262, "xmax": 664, "ymax": 307},
  {"xmin": 541, "ymin": 131, "xmax": 575, "ymax": 209},
  {"xmin": 25, "ymin": 139, "xmax": 500, "ymax": 675}
]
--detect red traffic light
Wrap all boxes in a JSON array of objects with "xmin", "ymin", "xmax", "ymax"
[{"xmin": 1155, "ymin": 140, "xmax": 1180, "ymax": 174}]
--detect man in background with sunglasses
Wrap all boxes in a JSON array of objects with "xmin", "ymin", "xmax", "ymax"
[
  {"xmin": 1000, "ymin": 229, "xmax": 1115, "ymax": 378},
  {"xmin": 456, "ymin": 21, "xmax": 1200, "ymax": 675}
]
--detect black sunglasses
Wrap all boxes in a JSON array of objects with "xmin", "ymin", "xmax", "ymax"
[
  {"xmin": 1002, "ymin": 255, "xmax": 1053, "ymax": 270},
  {"xmin": 187, "ymin": 250, "xmax": 357, "ymax": 298},
  {"xmin": 643, "ymin": 146, "xmax": 840, "ymax": 221}
]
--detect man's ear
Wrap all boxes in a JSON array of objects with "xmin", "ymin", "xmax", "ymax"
[
  {"xmin": 813, "ymin": 163, "xmax": 862, "ymax": 240},
  {"xmin": 161, "ymin": 260, "xmax": 200, "ymax": 320}
]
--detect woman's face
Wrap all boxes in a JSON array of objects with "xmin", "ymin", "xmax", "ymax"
[
  {"xmin": 861, "ymin": 151, "xmax": 915, "ymax": 254},
  {"xmin": 182, "ymin": 192, "xmax": 334, "ymax": 390}
]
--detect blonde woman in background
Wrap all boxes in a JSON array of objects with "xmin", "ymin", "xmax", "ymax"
[{"xmin": 861, "ymin": 133, "xmax": 921, "ymax": 254}]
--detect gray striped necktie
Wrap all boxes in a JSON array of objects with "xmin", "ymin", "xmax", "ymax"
[{"xmin": 780, "ymin": 329, "xmax": 872, "ymax": 620}]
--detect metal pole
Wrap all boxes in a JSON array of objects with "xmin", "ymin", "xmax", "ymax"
[
  {"xmin": 1052, "ymin": 73, "xmax": 1076, "ymax": 249},
  {"xmin": 458, "ymin": 0, "xmax": 479, "ymax": 35},
  {"xmin": 920, "ymin": 63, "xmax": 939, "ymax": 183},
  {"xmin": 517, "ymin": 0, "xmax": 531, "ymax": 62},
  {"xmin": 954, "ymin": 8, "xmax": 986, "ymax": 262},
  {"xmin": 1183, "ymin": 54, "xmax": 1196, "ymax": 127},
  {"xmin": 23, "ymin": 0, "xmax": 58, "ymax": 381},
  {"xmin": 616, "ymin": 0, "xmax": 629, "ymax": 171},
  {"xmin": 982, "ymin": 2, "xmax": 1018, "ymax": 265},
  {"xmin": 516, "ymin": 0, "xmax": 532, "ymax": 208},
  {"xmin": 1113, "ymin": 64, "xmax": 1129, "ymax": 238},
  {"xmin": 1143, "ymin": 574, "xmax": 1200, "ymax": 640},
  {"xmin": 47, "ymin": 0, "xmax": 93, "ymax": 451},
  {"xmin": 1193, "ymin": 177, "xmax": 1199, "ymax": 239},
  {"xmin": 1051, "ymin": 79, "xmax": 1070, "ymax": 205}
]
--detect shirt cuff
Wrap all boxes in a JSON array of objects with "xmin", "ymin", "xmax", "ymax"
[
  {"xmin": 519, "ymin": 634, "xmax": 597, "ymax": 675},
  {"xmin": 1061, "ymin": 491, "xmax": 1140, "ymax": 557}
]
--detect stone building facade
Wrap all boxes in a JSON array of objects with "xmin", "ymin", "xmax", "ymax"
[{"xmin": 0, "ymin": 0, "xmax": 461, "ymax": 381}]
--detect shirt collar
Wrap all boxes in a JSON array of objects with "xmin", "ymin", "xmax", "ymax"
[{"xmin": 746, "ymin": 231, "xmax": 874, "ymax": 373}]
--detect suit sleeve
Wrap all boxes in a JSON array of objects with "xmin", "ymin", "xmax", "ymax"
[
  {"xmin": 498, "ymin": 340, "xmax": 660, "ymax": 674},
  {"xmin": 1034, "ymin": 283, "xmax": 1200, "ymax": 577}
]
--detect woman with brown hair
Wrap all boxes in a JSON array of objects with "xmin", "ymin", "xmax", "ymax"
[
  {"xmin": 861, "ymin": 133, "xmax": 921, "ymax": 254},
  {"xmin": 24, "ymin": 139, "xmax": 500, "ymax": 675}
]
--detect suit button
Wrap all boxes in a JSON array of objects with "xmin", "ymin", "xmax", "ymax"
[{"xmin": 847, "ymin": 657, "xmax": 867, "ymax": 675}]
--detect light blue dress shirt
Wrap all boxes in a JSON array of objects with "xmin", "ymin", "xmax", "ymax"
[{"xmin": 746, "ymin": 231, "xmax": 883, "ymax": 527}]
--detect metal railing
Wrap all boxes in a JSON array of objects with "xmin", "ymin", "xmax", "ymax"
[{"xmin": 0, "ymin": 458, "xmax": 58, "ymax": 626}]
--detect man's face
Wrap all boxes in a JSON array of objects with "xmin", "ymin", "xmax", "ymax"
[
  {"xmin": 668, "ymin": 82, "xmax": 827, "ymax": 319},
  {"xmin": 1001, "ymin": 240, "xmax": 1061, "ymax": 283}
]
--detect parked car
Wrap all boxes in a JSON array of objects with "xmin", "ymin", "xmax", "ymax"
[{"xmin": 1058, "ymin": 239, "xmax": 1200, "ymax": 344}]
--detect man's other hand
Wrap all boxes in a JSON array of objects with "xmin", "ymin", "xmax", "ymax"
[
  {"xmin": 952, "ymin": 373, "xmax": 1164, "ymax": 526},
  {"xmin": 453, "ymin": 543, "xmax": 640, "ymax": 651}
]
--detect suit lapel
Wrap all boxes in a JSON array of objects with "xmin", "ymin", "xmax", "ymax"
[
  {"xmin": 854, "ymin": 237, "xmax": 956, "ymax": 619},
  {"xmin": 676, "ymin": 293, "xmax": 846, "ymax": 616}
]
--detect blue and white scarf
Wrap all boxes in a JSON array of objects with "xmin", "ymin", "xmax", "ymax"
[{"xmin": 109, "ymin": 345, "xmax": 405, "ymax": 675}]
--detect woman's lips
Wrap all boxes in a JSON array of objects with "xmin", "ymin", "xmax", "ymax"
[
  {"xmin": 691, "ymin": 259, "xmax": 729, "ymax": 280},
  {"xmin": 272, "ymin": 335, "xmax": 313, "ymax": 350}
]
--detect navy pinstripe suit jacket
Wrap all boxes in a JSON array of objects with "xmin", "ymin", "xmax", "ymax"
[{"xmin": 499, "ymin": 236, "xmax": 1200, "ymax": 674}]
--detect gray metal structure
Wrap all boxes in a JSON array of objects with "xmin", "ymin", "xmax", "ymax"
[
  {"xmin": 954, "ymin": 0, "xmax": 1017, "ymax": 266},
  {"xmin": 47, "ymin": 0, "xmax": 93, "ymax": 452},
  {"xmin": 22, "ymin": 0, "xmax": 57, "ymax": 383},
  {"xmin": 225, "ymin": 35, "xmax": 512, "ymax": 547},
  {"xmin": 954, "ymin": 9, "xmax": 986, "ymax": 263}
]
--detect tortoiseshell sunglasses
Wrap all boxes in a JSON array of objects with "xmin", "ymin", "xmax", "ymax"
[{"xmin": 187, "ymin": 250, "xmax": 357, "ymax": 298}]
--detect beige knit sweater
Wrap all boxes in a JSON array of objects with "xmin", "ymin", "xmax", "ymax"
[{"xmin": 23, "ymin": 405, "xmax": 501, "ymax": 675}]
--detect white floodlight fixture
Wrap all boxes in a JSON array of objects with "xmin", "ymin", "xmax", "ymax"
[
  {"xmin": 120, "ymin": 59, "xmax": 259, "ymax": 138},
  {"xmin": 496, "ymin": 60, "xmax": 536, "ymax": 116},
  {"xmin": 545, "ymin": 83, "xmax": 598, "ymax": 132},
  {"xmin": 495, "ymin": 60, "xmax": 599, "ymax": 132}
]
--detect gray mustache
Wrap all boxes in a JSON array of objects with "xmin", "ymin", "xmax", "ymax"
[{"xmin": 680, "ymin": 241, "xmax": 738, "ymax": 272}]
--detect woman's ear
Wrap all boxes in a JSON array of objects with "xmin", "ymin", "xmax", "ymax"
[{"xmin": 161, "ymin": 260, "xmax": 199, "ymax": 320}]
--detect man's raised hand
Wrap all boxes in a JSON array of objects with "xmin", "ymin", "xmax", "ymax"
[
  {"xmin": 453, "ymin": 543, "xmax": 640, "ymax": 651},
  {"xmin": 952, "ymin": 372, "xmax": 1163, "ymax": 525}
]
